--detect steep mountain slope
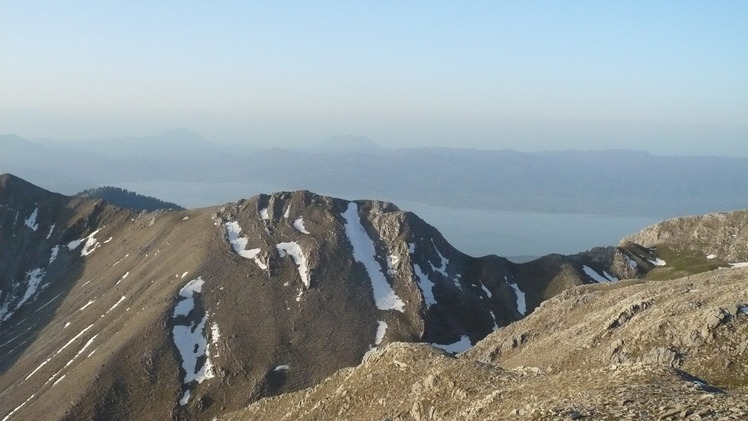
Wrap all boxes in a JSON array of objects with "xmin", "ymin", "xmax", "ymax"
[
  {"xmin": 224, "ymin": 267, "xmax": 748, "ymax": 421},
  {"xmin": 0, "ymin": 174, "xmax": 661, "ymax": 421}
]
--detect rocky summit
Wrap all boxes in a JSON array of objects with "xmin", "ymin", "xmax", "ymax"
[{"xmin": 1, "ymin": 173, "xmax": 746, "ymax": 420}]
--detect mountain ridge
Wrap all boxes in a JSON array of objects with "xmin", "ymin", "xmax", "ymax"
[{"xmin": 1, "ymin": 174, "xmax": 745, "ymax": 420}]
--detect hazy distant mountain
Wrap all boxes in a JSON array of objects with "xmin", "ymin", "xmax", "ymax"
[
  {"xmin": 3, "ymin": 132, "xmax": 747, "ymax": 216},
  {"xmin": 304, "ymin": 135, "xmax": 386, "ymax": 154}
]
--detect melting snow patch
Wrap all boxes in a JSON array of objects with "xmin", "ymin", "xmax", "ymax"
[
  {"xmin": 179, "ymin": 389, "xmax": 191, "ymax": 406},
  {"xmin": 508, "ymin": 282, "xmax": 527, "ymax": 315},
  {"xmin": 293, "ymin": 217, "xmax": 310, "ymax": 234},
  {"xmin": 16, "ymin": 268, "xmax": 45, "ymax": 310},
  {"xmin": 375, "ymin": 320, "xmax": 388, "ymax": 345},
  {"xmin": 624, "ymin": 255, "xmax": 638, "ymax": 269},
  {"xmin": 173, "ymin": 277, "xmax": 205, "ymax": 317},
  {"xmin": 173, "ymin": 315, "xmax": 215, "ymax": 384},
  {"xmin": 24, "ymin": 208, "xmax": 39, "ymax": 231},
  {"xmin": 648, "ymin": 258, "xmax": 666, "ymax": 266},
  {"xmin": 225, "ymin": 221, "xmax": 267, "ymax": 270},
  {"xmin": 432, "ymin": 335, "xmax": 472, "ymax": 353},
  {"xmin": 277, "ymin": 242, "xmax": 311, "ymax": 289},
  {"xmin": 46, "ymin": 224, "xmax": 55, "ymax": 239},
  {"xmin": 79, "ymin": 300, "xmax": 95, "ymax": 311},
  {"xmin": 480, "ymin": 282, "xmax": 492, "ymax": 298},
  {"xmin": 729, "ymin": 262, "xmax": 748, "ymax": 268},
  {"xmin": 171, "ymin": 276, "xmax": 217, "ymax": 403},
  {"xmin": 105, "ymin": 296, "xmax": 126, "ymax": 315},
  {"xmin": 413, "ymin": 264, "xmax": 436, "ymax": 307},
  {"xmin": 181, "ymin": 272, "xmax": 188, "ymax": 278},
  {"xmin": 283, "ymin": 206, "xmax": 290, "ymax": 219},
  {"xmin": 259, "ymin": 207, "xmax": 269, "ymax": 220},
  {"xmin": 49, "ymin": 246, "xmax": 59, "ymax": 265},
  {"xmin": 408, "ymin": 243, "xmax": 416, "ymax": 254},
  {"xmin": 706, "ymin": 254, "xmax": 717, "ymax": 260},
  {"xmin": 583, "ymin": 265, "xmax": 612, "ymax": 283},
  {"xmin": 602, "ymin": 270, "xmax": 618, "ymax": 282},
  {"xmin": 273, "ymin": 365, "xmax": 290, "ymax": 372},
  {"xmin": 341, "ymin": 203, "xmax": 405, "ymax": 312}
]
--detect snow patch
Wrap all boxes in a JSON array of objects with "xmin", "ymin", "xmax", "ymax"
[
  {"xmin": 273, "ymin": 365, "xmax": 290, "ymax": 372},
  {"xmin": 225, "ymin": 221, "xmax": 267, "ymax": 270},
  {"xmin": 259, "ymin": 207, "xmax": 269, "ymax": 220},
  {"xmin": 375, "ymin": 320, "xmax": 388, "ymax": 346},
  {"xmin": 480, "ymin": 282, "xmax": 492, "ymax": 298},
  {"xmin": 341, "ymin": 203, "xmax": 405, "ymax": 312},
  {"xmin": 283, "ymin": 206, "xmax": 291, "ymax": 219},
  {"xmin": 46, "ymin": 224, "xmax": 55, "ymax": 239},
  {"xmin": 583, "ymin": 265, "xmax": 612, "ymax": 283},
  {"xmin": 172, "ymin": 315, "xmax": 214, "ymax": 384},
  {"xmin": 277, "ymin": 242, "xmax": 311, "ymax": 289},
  {"xmin": 171, "ymin": 276, "xmax": 216, "ymax": 403},
  {"xmin": 105, "ymin": 296, "xmax": 126, "ymax": 315},
  {"xmin": 648, "ymin": 258, "xmax": 666, "ymax": 266},
  {"xmin": 729, "ymin": 262, "xmax": 748, "ymax": 268},
  {"xmin": 293, "ymin": 217, "xmax": 310, "ymax": 234},
  {"xmin": 179, "ymin": 389, "xmax": 191, "ymax": 406},
  {"xmin": 173, "ymin": 277, "xmax": 205, "ymax": 317},
  {"xmin": 24, "ymin": 208, "xmax": 39, "ymax": 231},
  {"xmin": 413, "ymin": 264, "xmax": 436, "ymax": 307},
  {"xmin": 49, "ymin": 246, "xmax": 59, "ymax": 265},
  {"xmin": 706, "ymin": 254, "xmax": 717, "ymax": 260},
  {"xmin": 431, "ymin": 335, "xmax": 472, "ymax": 353},
  {"xmin": 624, "ymin": 255, "xmax": 638, "ymax": 269},
  {"xmin": 15, "ymin": 268, "xmax": 46, "ymax": 312},
  {"xmin": 508, "ymin": 282, "xmax": 527, "ymax": 316},
  {"xmin": 79, "ymin": 300, "xmax": 95, "ymax": 311}
]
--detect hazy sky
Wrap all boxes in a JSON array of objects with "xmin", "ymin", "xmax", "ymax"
[{"xmin": 2, "ymin": 1, "xmax": 747, "ymax": 155}]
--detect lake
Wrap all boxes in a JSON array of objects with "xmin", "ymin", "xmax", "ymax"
[{"xmin": 116, "ymin": 181, "xmax": 661, "ymax": 261}]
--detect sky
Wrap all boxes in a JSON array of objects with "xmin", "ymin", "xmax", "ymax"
[{"xmin": 1, "ymin": 1, "xmax": 747, "ymax": 156}]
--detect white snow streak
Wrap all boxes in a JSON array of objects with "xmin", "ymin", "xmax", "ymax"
[
  {"xmin": 648, "ymin": 258, "xmax": 667, "ymax": 266},
  {"xmin": 273, "ymin": 365, "xmax": 290, "ymax": 372},
  {"xmin": 375, "ymin": 320, "xmax": 388, "ymax": 345},
  {"xmin": 706, "ymin": 254, "xmax": 717, "ymax": 260},
  {"xmin": 480, "ymin": 283, "xmax": 492, "ymax": 298},
  {"xmin": 172, "ymin": 315, "xmax": 214, "ymax": 384},
  {"xmin": 341, "ymin": 203, "xmax": 405, "ymax": 312},
  {"xmin": 729, "ymin": 262, "xmax": 748, "ymax": 268},
  {"xmin": 431, "ymin": 335, "xmax": 472, "ymax": 353},
  {"xmin": 79, "ymin": 300, "xmax": 95, "ymax": 311},
  {"xmin": 276, "ymin": 242, "xmax": 310, "ymax": 289},
  {"xmin": 49, "ymin": 245, "xmax": 59, "ymax": 265},
  {"xmin": 413, "ymin": 264, "xmax": 436, "ymax": 307},
  {"xmin": 583, "ymin": 265, "xmax": 612, "ymax": 283},
  {"xmin": 225, "ymin": 221, "xmax": 266, "ymax": 270},
  {"xmin": 105, "ymin": 296, "xmax": 126, "ymax": 315},
  {"xmin": 179, "ymin": 389, "xmax": 191, "ymax": 406},
  {"xmin": 259, "ymin": 207, "xmax": 269, "ymax": 220},
  {"xmin": 624, "ymin": 255, "xmax": 638, "ymax": 269},
  {"xmin": 46, "ymin": 224, "xmax": 55, "ymax": 239},
  {"xmin": 508, "ymin": 282, "xmax": 527, "ymax": 315},
  {"xmin": 24, "ymin": 208, "xmax": 39, "ymax": 231},
  {"xmin": 293, "ymin": 217, "xmax": 311, "ymax": 234},
  {"xmin": 173, "ymin": 277, "xmax": 205, "ymax": 317}
]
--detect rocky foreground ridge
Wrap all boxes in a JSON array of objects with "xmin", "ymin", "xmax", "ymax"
[
  {"xmin": 225, "ymin": 267, "xmax": 748, "ymax": 421},
  {"xmin": 0, "ymin": 173, "xmax": 746, "ymax": 420}
]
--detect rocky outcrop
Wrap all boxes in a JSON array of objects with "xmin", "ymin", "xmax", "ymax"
[
  {"xmin": 223, "ymin": 268, "xmax": 748, "ymax": 421},
  {"xmin": 622, "ymin": 209, "xmax": 748, "ymax": 262}
]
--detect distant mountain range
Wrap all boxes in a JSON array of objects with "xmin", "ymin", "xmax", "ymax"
[{"xmin": 2, "ymin": 131, "xmax": 747, "ymax": 217}]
